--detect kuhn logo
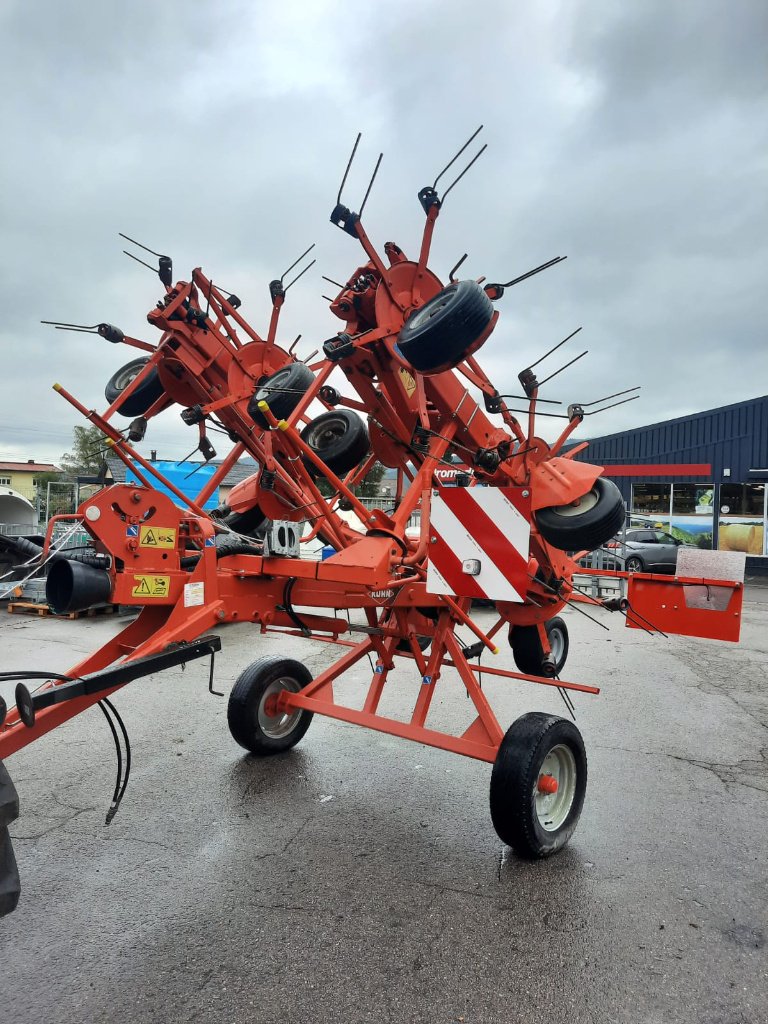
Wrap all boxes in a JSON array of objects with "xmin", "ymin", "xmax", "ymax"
[{"xmin": 368, "ymin": 587, "xmax": 395, "ymax": 603}]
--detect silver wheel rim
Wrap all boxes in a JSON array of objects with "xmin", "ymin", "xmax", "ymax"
[
  {"xmin": 548, "ymin": 625, "xmax": 565, "ymax": 665},
  {"xmin": 406, "ymin": 288, "xmax": 456, "ymax": 330},
  {"xmin": 626, "ymin": 558, "xmax": 642, "ymax": 573},
  {"xmin": 257, "ymin": 677, "xmax": 303, "ymax": 739},
  {"xmin": 256, "ymin": 367, "xmax": 292, "ymax": 403},
  {"xmin": 535, "ymin": 743, "xmax": 577, "ymax": 832},
  {"xmin": 304, "ymin": 414, "xmax": 348, "ymax": 452},
  {"xmin": 114, "ymin": 362, "xmax": 145, "ymax": 391},
  {"xmin": 549, "ymin": 487, "xmax": 599, "ymax": 518}
]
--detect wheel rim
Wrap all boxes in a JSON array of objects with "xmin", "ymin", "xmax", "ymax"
[
  {"xmin": 256, "ymin": 367, "xmax": 292, "ymax": 402},
  {"xmin": 547, "ymin": 487, "xmax": 599, "ymax": 518},
  {"xmin": 405, "ymin": 288, "xmax": 457, "ymax": 330},
  {"xmin": 257, "ymin": 677, "xmax": 303, "ymax": 739},
  {"xmin": 626, "ymin": 558, "xmax": 641, "ymax": 573},
  {"xmin": 548, "ymin": 625, "xmax": 565, "ymax": 665},
  {"xmin": 535, "ymin": 743, "xmax": 577, "ymax": 832},
  {"xmin": 113, "ymin": 363, "xmax": 145, "ymax": 391},
  {"xmin": 304, "ymin": 414, "xmax": 348, "ymax": 452}
]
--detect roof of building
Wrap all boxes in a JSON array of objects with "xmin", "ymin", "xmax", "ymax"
[
  {"xmin": 106, "ymin": 456, "xmax": 258, "ymax": 487},
  {"xmin": 0, "ymin": 461, "xmax": 60, "ymax": 473}
]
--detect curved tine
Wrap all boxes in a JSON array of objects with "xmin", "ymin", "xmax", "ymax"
[
  {"xmin": 501, "ymin": 255, "xmax": 567, "ymax": 288},
  {"xmin": 280, "ymin": 243, "xmax": 316, "ymax": 284},
  {"xmin": 118, "ymin": 232, "xmax": 166, "ymax": 258},
  {"xmin": 528, "ymin": 327, "xmax": 582, "ymax": 370},
  {"xmin": 440, "ymin": 144, "xmax": 488, "ymax": 204},
  {"xmin": 537, "ymin": 349, "xmax": 588, "ymax": 387},
  {"xmin": 449, "ymin": 253, "xmax": 468, "ymax": 282},
  {"xmin": 283, "ymin": 259, "xmax": 317, "ymax": 292},
  {"xmin": 337, "ymin": 132, "xmax": 362, "ymax": 205},
  {"xmin": 433, "ymin": 125, "xmax": 483, "ymax": 189},
  {"xmin": 40, "ymin": 320, "xmax": 101, "ymax": 330},
  {"xmin": 358, "ymin": 153, "xmax": 383, "ymax": 217},
  {"xmin": 579, "ymin": 386, "xmax": 640, "ymax": 408},
  {"xmin": 123, "ymin": 250, "xmax": 157, "ymax": 273},
  {"xmin": 584, "ymin": 394, "xmax": 641, "ymax": 416}
]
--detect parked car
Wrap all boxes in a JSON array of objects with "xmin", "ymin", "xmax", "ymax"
[{"xmin": 580, "ymin": 528, "xmax": 694, "ymax": 574}]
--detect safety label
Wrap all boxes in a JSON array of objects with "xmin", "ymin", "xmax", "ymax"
[
  {"xmin": 184, "ymin": 581, "xmax": 205, "ymax": 607},
  {"xmin": 131, "ymin": 575, "xmax": 171, "ymax": 598},
  {"xmin": 139, "ymin": 525, "xmax": 176, "ymax": 548},
  {"xmin": 399, "ymin": 367, "xmax": 417, "ymax": 398}
]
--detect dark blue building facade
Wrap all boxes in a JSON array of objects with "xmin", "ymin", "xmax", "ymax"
[{"xmin": 574, "ymin": 395, "xmax": 768, "ymax": 569}]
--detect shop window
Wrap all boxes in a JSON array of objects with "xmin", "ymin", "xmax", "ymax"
[
  {"xmin": 719, "ymin": 483, "xmax": 765, "ymax": 556},
  {"xmin": 631, "ymin": 483, "xmax": 671, "ymax": 514},
  {"xmin": 672, "ymin": 483, "xmax": 714, "ymax": 515},
  {"xmin": 720, "ymin": 483, "xmax": 765, "ymax": 517}
]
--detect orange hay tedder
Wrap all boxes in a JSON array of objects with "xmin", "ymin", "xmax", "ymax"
[{"xmin": 0, "ymin": 129, "xmax": 744, "ymax": 915}]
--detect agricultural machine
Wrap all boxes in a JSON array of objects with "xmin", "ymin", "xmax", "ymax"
[{"xmin": 0, "ymin": 129, "xmax": 744, "ymax": 916}]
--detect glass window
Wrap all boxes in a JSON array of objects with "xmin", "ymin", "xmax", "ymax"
[
  {"xmin": 672, "ymin": 483, "xmax": 714, "ymax": 515},
  {"xmin": 720, "ymin": 483, "xmax": 765, "ymax": 517},
  {"xmin": 632, "ymin": 483, "xmax": 671, "ymax": 515},
  {"xmin": 0, "ymin": 477, "xmax": 10, "ymax": 485}
]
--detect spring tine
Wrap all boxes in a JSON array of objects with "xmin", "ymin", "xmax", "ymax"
[
  {"xmin": 580, "ymin": 385, "xmax": 640, "ymax": 408},
  {"xmin": 41, "ymin": 320, "xmax": 101, "ymax": 332},
  {"xmin": 528, "ymin": 327, "xmax": 582, "ymax": 370},
  {"xmin": 283, "ymin": 258, "xmax": 317, "ymax": 292},
  {"xmin": 118, "ymin": 232, "xmax": 166, "ymax": 258},
  {"xmin": 337, "ymin": 132, "xmax": 361, "ymax": 205},
  {"xmin": 537, "ymin": 350, "xmax": 588, "ymax": 387},
  {"xmin": 322, "ymin": 275, "xmax": 346, "ymax": 289},
  {"xmin": 497, "ymin": 394, "xmax": 562, "ymax": 405},
  {"xmin": 584, "ymin": 394, "xmax": 640, "ymax": 416},
  {"xmin": 501, "ymin": 255, "xmax": 567, "ymax": 288},
  {"xmin": 280, "ymin": 243, "xmax": 316, "ymax": 284},
  {"xmin": 449, "ymin": 253, "xmax": 468, "ymax": 282},
  {"xmin": 358, "ymin": 153, "xmax": 383, "ymax": 217},
  {"xmin": 433, "ymin": 125, "xmax": 484, "ymax": 189},
  {"xmin": 288, "ymin": 334, "xmax": 302, "ymax": 354},
  {"xmin": 440, "ymin": 144, "xmax": 488, "ymax": 204},
  {"xmin": 123, "ymin": 250, "xmax": 157, "ymax": 274}
]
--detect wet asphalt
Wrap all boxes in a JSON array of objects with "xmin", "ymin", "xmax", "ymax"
[{"xmin": 0, "ymin": 591, "xmax": 766, "ymax": 1024}]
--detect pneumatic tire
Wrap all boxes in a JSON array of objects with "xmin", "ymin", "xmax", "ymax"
[
  {"xmin": 300, "ymin": 410, "xmax": 370, "ymax": 475},
  {"xmin": 509, "ymin": 616, "xmax": 569, "ymax": 675},
  {"xmin": 534, "ymin": 477, "xmax": 625, "ymax": 552},
  {"xmin": 490, "ymin": 712, "xmax": 587, "ymax": 858},
  {"xmin": 396, "ymin": 280, "xmax": 494, "ymax": 374},
  {"xmin": 248, "ymin": 362, "xmax": 315, "ymax": 428},
  {"xmin": 228, "ymin": 657, "xmax": 313, "ymax": 755},
  {"xmin": 105, "ymin": 358, "xmax": 164, "ymax": 417}
]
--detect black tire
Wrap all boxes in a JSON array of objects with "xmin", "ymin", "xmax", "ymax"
[
  {"xmin": 228, "ymin": 657, "xmax": 313, "ymax": 755},
  {"xmin": 300, "ymin": 410, "xmax": 370, "ymax": 475},
  {"xmin": 247, "ymin": 362, "xmax": 315, "ymax": 428},
  {"xmin": 0, "ymin": 759, "xmax": 20, "ymax": 918},
  {"xmin": 105, "ymin": 358, "xmax": 164, "ymax": 417},
  {"xmin": 226, "ymin": 507, "xmax": 268, "ymax": 537},
  {"xmin": 625, "ymin": 556, "xmax": 644, "ymax": 573},
  {"xmin": 509, "ymin": 616, "xmax": 569, "ymax": 676},
  {"xmin": 534, "ymin": 477, "xmax": 625, "ymax": 552},
  {"xmin": 490, "ymin": 712, "xmax": 587, "ymax": 858},
  {"xmin": 396, "ymin": 280, "xmax": 493, "ymax": 374}
]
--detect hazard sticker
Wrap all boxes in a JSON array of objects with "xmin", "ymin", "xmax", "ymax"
[
  {"xmin": 399, "ymin": 367, "xmax": 417, "ymax": 398},
  {"xmin": 139, "ymin": 525, "xmax": 176, "ymax": 548},
  {"xmin": 131, "ymin": 575, "xmax": 171, "ymax": 598}
]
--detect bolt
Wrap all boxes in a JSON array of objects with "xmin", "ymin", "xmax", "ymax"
[
  {"xmin": 431, "ymin": 536, "xmax": 437, "ymax": 544},
  {"xmin": 216, "ymin": 610, "xmax": 226, "ymax": 621},
  {"xmin": 522, "ymin": 490, "xmax": 530, "ymax": 497}
]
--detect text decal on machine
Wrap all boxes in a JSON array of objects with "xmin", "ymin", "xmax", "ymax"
[{"xmin": 131, "ymin": 575, "xmax": 171, "ymax": 598}]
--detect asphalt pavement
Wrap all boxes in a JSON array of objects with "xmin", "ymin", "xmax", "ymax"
[{"xmin": 0, "ymin": 591, "xmax": 766, "ymax": 1024}]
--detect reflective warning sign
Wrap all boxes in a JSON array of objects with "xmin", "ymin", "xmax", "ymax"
[
  {"xmin": 131, "ymin": 575, "xmax": 171, "ymax": 598},
  {"xmin": 399, "ymin": 367, "xmax": 417, "ymax": 398},
  {"xmin": 139, "ymin": 526, "xmax": 176, "ymax": 549}
]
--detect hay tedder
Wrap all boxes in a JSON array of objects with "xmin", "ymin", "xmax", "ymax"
[{"xmin": 0, "ymin": 129, "xmax": 745, "ymax": 915}]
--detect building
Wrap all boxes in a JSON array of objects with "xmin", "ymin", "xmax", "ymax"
[
  {"xmin": 0, "ymin": 461, "xmax": 61, "ymax": 502},
  {"xmin": 573, "ymin": 395, "xmax": 768, "ymax": 570}
]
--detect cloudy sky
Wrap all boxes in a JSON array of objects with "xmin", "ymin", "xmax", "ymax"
[{"xmin": 1, "ymin": 0, "xmax": 766, "ymax": 467}]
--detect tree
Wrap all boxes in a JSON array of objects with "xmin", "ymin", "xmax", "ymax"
[{"xmin": 60, "ymin": 424, "xmax": 108, "ymax": 479}]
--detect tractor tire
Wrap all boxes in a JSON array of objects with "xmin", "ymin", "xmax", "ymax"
[
  {"xmin": 509, "ymin": 616, "xmax": 569, "ymax": 676},
  {"xmin": 0, "ymin": 760, "xmax": 20, "ymax": 917},
  {"xmin": 228, "ymin": 657, "xmax": 313, "ymax": 755},
  {"xmin": 248, "ymin": 362, "xmax": 315, "ymax": 428},
  {"xmin": 534, "ymin": 477, "xmax": 625, "ymax": 552},
  {"xmin": 490, "ymin": 712, "xmax": 587, "ymax": 858},
  {"xmin": 396, "ymin": 280, "xmax": 493, "ymax": 374},
  {"xmin": 300, "ymin": 410, "xmax": 370, "ymax": 476},
  {"xmin": 105, "ymin": 358, "xmax": 164, "ymax": 417}
]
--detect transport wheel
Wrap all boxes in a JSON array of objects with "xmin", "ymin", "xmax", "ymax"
[
  {"xmin": 300, "ymin": 410, "xmax": 370, "ymax": 475},
  {"xmin": 0, "ymin": 759, "xmax": 20, "ymax": 917},
  {"xmin": 396, "ymin": 280, "xmax": 494, "ymax": 374},
  {"xmin": 509, "ymin": 616, "xmax": 569, "ymax": 675},
  {"xmin": 105, "ymin": 358, "xmax": 164, "ymax": 417},
  {"xmin": 228, "ymin": 657, "xmax": 313, "ymax": 755},
  {"xmin": 248, "ymin": 362, "xmax": 315, "ymax": 428},
  {"xmin": 534, "ymin": 477, "xmax": 625, "ymax": 552},
  {"xmin": 490, "ymin": 712, "xmax": 587, "ymax": 858},
  {"xmin": 625, "ymin": 556, "xmax": 643, "ymax": 573}
]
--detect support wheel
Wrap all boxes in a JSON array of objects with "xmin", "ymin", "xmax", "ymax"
[
  {"xmin": 105, "ymin": 358, "xmax": 164, "ymax": 417},
  {"xmin": 248, "ymin": 362, "xmax": 315, "ymax": 428},
  {"xmin": 490, "ymin": 712, "xmax": 587, "ymax": 858},
  {"xmin": 396, "ymin": 280, "xmax": 493, "ymax": 374},
  {"xmin": 534, "ymin": 477, "xmax": 625, "ymax": 552},
  {"xmin": 228, "ymin": 657, "xmax": 313, "ymax": 755},
  {"xmin": 300, "ymin": 410, "xmax": 369, "ymax": 475},
  {"xmin": 509, "ymin": 616, "xmax": 569, "ymax": 675}
]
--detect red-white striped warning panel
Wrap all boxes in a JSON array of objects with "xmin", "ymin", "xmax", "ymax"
[{"xmin": 426, "ymin": 487, "xmax": 531, "ymax": 603}]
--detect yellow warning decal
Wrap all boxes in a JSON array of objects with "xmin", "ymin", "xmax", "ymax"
[
  {"xmin": 139, "ymin": 525, "xmax": 176, "ymax": 548},
  {"xmin": 131, "ymin": 575, "xmax": 171, "ymax": 598},
  {"xmin": 399, "ymin": 367, "xmax": 417, "ymax": 398}
]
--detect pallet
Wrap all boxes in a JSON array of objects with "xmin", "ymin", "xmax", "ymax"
[{"xmin": 6, "ymin": 602, "xmax": 117, "ymax": 620}]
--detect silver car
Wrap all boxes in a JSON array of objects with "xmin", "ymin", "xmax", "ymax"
[{"xmin": 587, "ymin": 528, "xmax": 690, "ymax": 574}]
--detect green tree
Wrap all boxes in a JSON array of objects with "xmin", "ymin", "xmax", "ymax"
[{"xmin": 60, "ymin": 424, "xmax": 108, "ymax": 479}]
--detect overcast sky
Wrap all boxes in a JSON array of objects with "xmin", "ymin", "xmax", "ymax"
[{"xmin": 1, "ymin": 0, "xmax": 766, "ymax": 468}]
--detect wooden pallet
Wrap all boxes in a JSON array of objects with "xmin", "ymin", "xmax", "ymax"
[{"xmin": 6, "ymin": 602, "xmax": 117, "ymax": 620}]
